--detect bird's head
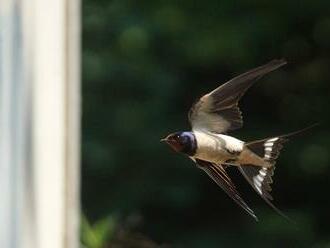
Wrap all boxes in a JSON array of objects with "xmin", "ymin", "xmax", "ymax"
[{"xmin": 161, "ymin": 131, "xmax": 197, "ymax": 156}]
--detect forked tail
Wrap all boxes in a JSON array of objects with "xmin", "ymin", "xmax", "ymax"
[
  {"xmin": 239, "ymin": 124, "xmax": 318, "ymax": 221},
  {"xmin": 245, "ymin": 123, "xmax": 318, "ymax": 166}
]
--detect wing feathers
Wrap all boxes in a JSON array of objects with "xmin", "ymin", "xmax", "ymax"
[
  {"xmin": 196, "ymin": 159, "xmax": 258, "ymax": 221},
  {"xmin": 209, "ymin": 59, "xmax": 287, "ymax": 100},
  {"xmin": 189, "ymin": 59, "xmax": 287, "ymax": 133}
]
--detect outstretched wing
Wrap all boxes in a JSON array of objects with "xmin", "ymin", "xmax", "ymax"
[
  {"xmin": 189, "ymin": 59, "xmax": 287, "ymax": 133},
  {"xmin": 195, "ymin": 159, "xmax": 258, "ymax": 221}
]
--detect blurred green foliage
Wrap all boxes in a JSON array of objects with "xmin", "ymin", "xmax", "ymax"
[
  {"xmin": 82, "ymin": 0, "xmax": 330, "ymax": 247},
  {"xmin": 81, "ymin": 215, "xmax": 116, "ymax": 248}
]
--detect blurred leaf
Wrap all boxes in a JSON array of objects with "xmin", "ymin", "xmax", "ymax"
[{"xmin": 81, "ymin": 215, "xmax": 116, "ymax": 248}]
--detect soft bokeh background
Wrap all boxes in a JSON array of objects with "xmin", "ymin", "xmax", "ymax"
[{"xmin": 82, "ymin": 1, "xmax": 330, "ymax": 247}]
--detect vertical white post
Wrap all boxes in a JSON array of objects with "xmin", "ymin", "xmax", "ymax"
[
  {"xmin": 0, "ymin": 1, "xmax": 25, "ymax": 248},
  {"xmin": 64, "ymin": 1, "xmax": 81, "ymax": 247},
  {"xmin": 0, "ymin": 0, "xmax": 81, "ymax": 247}
]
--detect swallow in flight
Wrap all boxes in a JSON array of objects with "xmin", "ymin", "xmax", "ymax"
[{"xmin": 161, "ymin": 59, "xmax": 314, "ymax": 221}]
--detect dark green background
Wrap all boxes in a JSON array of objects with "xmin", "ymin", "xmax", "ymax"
[{"xmin": 82, "ymin": 1, "xmax": 330, "ymax": 247}]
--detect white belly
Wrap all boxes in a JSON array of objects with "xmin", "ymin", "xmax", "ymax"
[{"xmin": 193, "ymin": 131, "xmax": 244, "ymax": 164}]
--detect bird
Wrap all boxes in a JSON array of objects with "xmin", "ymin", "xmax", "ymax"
[{"xmin": 161, "ymin": 59, "xmax": 315, "ymax": 221}]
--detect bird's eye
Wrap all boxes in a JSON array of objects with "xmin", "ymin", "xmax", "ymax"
[{"xmin": 174, "ymin": 135, "xmax": 182, "ymax": 143}]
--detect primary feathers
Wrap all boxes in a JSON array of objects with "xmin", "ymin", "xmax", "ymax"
[{"xmin": 188, "ymin": 59, "xmax": 287, "ymax": 133}]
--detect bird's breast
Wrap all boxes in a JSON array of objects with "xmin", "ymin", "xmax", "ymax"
[{"xmin": 193, "ymin": 131, "xmax": 242, "ymax": 163}]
